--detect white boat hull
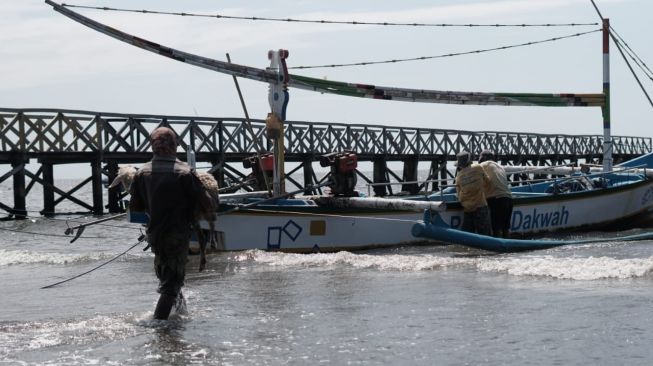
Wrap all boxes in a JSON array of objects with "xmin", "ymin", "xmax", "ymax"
[{"xmin": 202, "ymin": 179, "xmax": 653, "ymax": 251}]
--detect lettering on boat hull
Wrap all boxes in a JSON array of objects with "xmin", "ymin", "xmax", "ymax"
[
  {"xmin": 511, "ymin": 206, "xmax": 570, "ymax": 231},
  {"xmin": 449, "ymin": 206, "xmax": 571, "ymax": 232},
  {"xmin": 641, "ymin": 186, "xmax": 653, "ymax": 206}
]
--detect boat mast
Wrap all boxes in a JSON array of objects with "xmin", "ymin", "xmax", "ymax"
[
  {"xmin": 602, "ymin": 18, "xmax": 612, "ymax": 172},
  {"xmin": 266, "ymin": 49, "xmax": 290, "ymax": 195}
]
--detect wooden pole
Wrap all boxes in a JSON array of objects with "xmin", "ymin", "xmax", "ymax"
[
  {"xmin": 303, "ymin": 156, "xmax": 314, "ymax": 195},
  {"xmin": 107, "ymin": 161, "xmax": 121, "ymax": 213},
  {"xmin": 373, "ymin": 156, "xmax": 389, "ymax": 197},
  {"xmin": 401, "ymin": 157, "xmax": 419, "ymax": 194},
  {"xmin": 42, "ymin": 162, "xmax": 55, "ymax": 217},
  {"xmin": 91, "ymin": 159, "xmax": 103, "ymax": 215},
  {"xmin": 11, "ymin": 155, "xmax": 27, "ymax": 219},
  {"xmin": 602, "ymin": 18, "xmax": 612, "ymax": 172}
]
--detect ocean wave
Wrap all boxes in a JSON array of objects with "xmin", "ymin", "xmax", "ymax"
[
  {"xmin": 231, "ymin": 249, "xmax": 476, "ymax": 271},
  {"xmin": 0, "ymin": 249, "xmax": 137, "ymax": 266},
  {"xmin": 477, "ymin": 255, "xmax": 653, "ymax": 280},
  {"xmin": 233, "ymin": 250, "xmax": 653, "ymax": 280}
]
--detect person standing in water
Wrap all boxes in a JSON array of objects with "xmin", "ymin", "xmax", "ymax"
[{"xmin": 129, "ymin": 127, "xmax": 213, "ymax": 320}]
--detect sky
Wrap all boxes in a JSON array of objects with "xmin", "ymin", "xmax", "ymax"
[{"xmin": 1, "ymin": 0, "xmax": 652, "ymax": 149}]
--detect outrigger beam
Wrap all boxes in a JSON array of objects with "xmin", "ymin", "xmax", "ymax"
[{"xmin": 44, "ymin": 0, "xmax": 605, "ymax": 108}]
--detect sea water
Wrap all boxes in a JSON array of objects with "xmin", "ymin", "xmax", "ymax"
[{"xmin": 2, "ymin": 180, "xmax": 653, "ymax": 365}]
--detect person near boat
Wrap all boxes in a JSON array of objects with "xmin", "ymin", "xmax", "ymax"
[
  {"xmin": 454, "ymin": 151, "xmax": 492, "ymax": 235},
  {"xmin": 478, "ymin": 150, "xmax": 513, "ymax": 238},
  {"xmin": 129, "ymin": 127, "xmax": 214, "ymax": 320}
]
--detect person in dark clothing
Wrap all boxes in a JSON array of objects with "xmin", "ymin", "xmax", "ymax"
[{"xmin": 129, "ymin": 127, "xmax": 214, "ymax": 320}]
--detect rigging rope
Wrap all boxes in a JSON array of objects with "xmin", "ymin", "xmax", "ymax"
[
  {"xmin": 41, "ymin": 239, "xmax": 144, "ymax": 289},
  {"xmin": 60, "ymin": 4, "xmax": 598, "ymax": 28},
  {"xmin": 290, "ymin": 29, "xmax": 601, "ymax": 69},
  {"xmin": 609, "ymin": 34, "xmax": 653, "ymax": 108},
  {"xmin": 0, "ymin": 226, "xmax": 107, "ymax": 239},
  {"xmin": 589, "ymin": 0, "xmax": 652, "ymax": 109},
  {"xmin": 609, "ymin": 27, "xmax": 653, "ymax": 81},
  {"xmin": 7, "ymin": 210, "xmax": 143, "ymax": 231}
]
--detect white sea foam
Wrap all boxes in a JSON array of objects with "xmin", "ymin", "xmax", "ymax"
[
  {"xmin": 232, "ymin": 249, "xmax": 476, "ymax": 271},
  {"xmin": 0, "ymin": 249, "xmax": 129, "ymax": 266},
  {"xmin": 477, "ymin": 255, "xmax": 653, "ymax": 280},
  {"xmin": 0, "ymin": 314, "xmax": 140, "ymax": 355},
  {"xmin": 233, "ymin": 250, "xmax": 653, "ymax": 280}
]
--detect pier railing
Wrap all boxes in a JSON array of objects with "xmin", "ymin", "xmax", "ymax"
[
  {"xmin": 1, "ymin": 108, "xmax": 650, "ymax": 158},
  {"xmin": 1, "ymin": 107, "xmax": 651, "ymax": 217}
]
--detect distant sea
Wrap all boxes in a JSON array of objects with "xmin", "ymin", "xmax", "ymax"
[{"xmin": 2, "ymin": 179, "xmax": 653, "ymax": 365}]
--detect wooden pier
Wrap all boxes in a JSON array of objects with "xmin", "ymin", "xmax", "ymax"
[{"xmin": 1, "ymin": 107, "xmax": 650, "ymax": 218}]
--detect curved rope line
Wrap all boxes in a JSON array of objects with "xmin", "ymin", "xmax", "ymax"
[{"xmin": 60, "ymin": 4, "xmax": 599, "ymax": 28}]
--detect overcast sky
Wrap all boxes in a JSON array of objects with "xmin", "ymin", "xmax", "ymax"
[{"xmin": 1, "ymin": 0, "xmax": 651, "ymax": 139}]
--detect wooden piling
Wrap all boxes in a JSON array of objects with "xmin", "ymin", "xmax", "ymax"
[
  {"xmin": 427, "ymin": 160, "xmax": 439, "ymax": 191},
  {"xmin": 11, "ymin": 155, "xmax": 27, "ymax": 219},
  {"xmin": 106, "ymin": 161, "xmax": 122, "ymax": 213},
  {"xmin": 440, "ymin": 159, "xmax": 449, "ymax": 189},
  {"xmin": 91, "ymin": 159, "xmax": 103, "ymax": 215},
  {"xmin": 42, "ymin": 162, "xmax": 55, "ymax": 217},
  {"xmin": 209, "ymin": 157, "xmax": 226, "ymax": 189},
  {"xmin": 373, "ymin": 156, "xmax": 389, "ymax": 197},
  {"xmin": 401, "ymin": 157, "xmax": 419, "ymax": 194},
  {"xmin": 303, "ymin": 156, "xmax": 315, "ymax": 195}
]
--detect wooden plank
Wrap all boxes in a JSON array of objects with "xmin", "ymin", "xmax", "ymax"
[
  {"xmin": 25, "ymin": 166, "xmax": 42, "ymax": 196},
  {"xmin": 24, "ymin": 170, "xmax": 93, "ymax": 211},
  {"xmin": 102, "ymin": 121, "xmax": 133, "ymax": 152},
  {"xmin": 0, "ymin": 115, "xmax": 7, "ymax": 151},
  {"xmin": 63, "ymin": 115, "xmax": 99, "ymax": 151},
  {"xmin": 0, "ymin": 200, "xmax": 17, "ymax": 216},
  {"xmin": 0, "ymin": 165, "xmax": 22, "ymax": 184},
  {"xmin": 194, "ymin": 123, "xmax": 220, "ymax": 153},
  {"xmin": 53, "ymin": 176, "xmax": 91, "ymax": 206},
  {"xmin": 1, "ymin": 114, "xmax": 21, "ymax": 151},
  {"xmin": 32, "ymin": 116, "xmax": 58, "ymax": 151}
]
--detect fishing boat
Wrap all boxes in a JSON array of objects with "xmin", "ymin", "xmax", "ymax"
[
  {"xmin": 124, "ymin": 163, "xmax": 653, "ymax": 252},
  {"xmin": 220, "ymin": 168, "xmax": 653, "ymax": 251},
  {"xmin": 49, "ymin": 1, "xmax": 653, "ymax": 252}
]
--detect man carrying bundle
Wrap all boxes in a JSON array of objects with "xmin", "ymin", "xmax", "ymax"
[
  {"xmin": 455, "ymin": 151, "xmax": 492, "ymax": 236},
  {"xmin": 478, "ymin": 150, "xmax": 513, "ymax": 238},
  {"xmin": 129, "ymin": 127, "xmax": 214, "ymax": 320}
]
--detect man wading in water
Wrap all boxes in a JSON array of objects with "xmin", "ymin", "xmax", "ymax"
[{"xmin": 130, "ymin": 127, "xmax": 214, "ymax": 320}]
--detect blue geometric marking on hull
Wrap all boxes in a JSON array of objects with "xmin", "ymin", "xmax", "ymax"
[
  {"xmin": 267, "ymin": 226, "xmax": 282, "ymax": 250},
  {"xmin": 283, "ymin": 220, "xmax": 302, "ymax": 241}
]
